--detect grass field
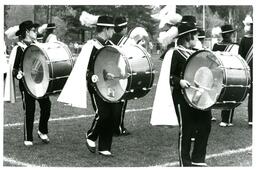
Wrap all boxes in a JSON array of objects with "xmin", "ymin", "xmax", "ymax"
[{"xmin": 3, "ymin": 54, "xmax": 252, "ymax": 167}]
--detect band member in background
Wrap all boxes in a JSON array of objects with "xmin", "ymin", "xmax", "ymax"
[
  {"xmin": 58, "ymin": 14, "xmax": 116, "ymax": 156},
  {"xmin": 169, "ymin": 21, "xmax": 211, "ymax": 166},
  {"xmin": 239, "ymin": 15, "xmax": 253, "ymax": 126},
  {"xmin": 194, "ymin": 28, "xmax": 206, "ymax": 50},
  {"xmin": 43, "ymin": 23, "xmax": 58, "ymax": 43},
  {"xmin": 212, "ymin": 24, "xmax": 238, "ymax": 127},
  {"xmin": 11, "ymin": 20, "xmax": 51, "ymax": 146},
  {"xmin": 110, "ymin": 16, "xmax": 130, "ymax": 136}
]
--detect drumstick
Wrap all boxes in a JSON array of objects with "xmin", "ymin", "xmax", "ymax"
[{"xmin": 189, "ymin": 85, "xmax": 210, "ymax": 91}]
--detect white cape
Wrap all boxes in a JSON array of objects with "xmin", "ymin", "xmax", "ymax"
[
  {"xmin": 57, "ymin": 40, "xmax": 103, "ymax": 108},
  {"xmin": 4, "ymin": 42, "xmax": 27, "ymax": 103},
  {"xmin": 150, "ymin": 49, "xmax": 178, "ymax": 126}
]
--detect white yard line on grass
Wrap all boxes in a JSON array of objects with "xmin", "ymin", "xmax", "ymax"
[
  {"xmin": 153, "ymin": 146, "xmax": 252, "ymax": 167},
  {"xmin": 3, "ymin": 156, "xmax": 40, "ymax": 167},
  {"xmin": 4, "ymin": 107, "xmax": 153, "ymax": 128},
  {"xmin": 4, "ymin": 146, "xmax": 252, "ymax": 167}
]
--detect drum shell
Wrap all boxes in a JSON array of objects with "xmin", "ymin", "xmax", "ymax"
[
  {"xmin": 121, "ymin": 46, "xmax": 154, "ymax": 100},
  {"xmin": 93, "ymin": 45, "xmax": 154, "ymax": 102},
  {"xmin": 182, "ymin": 50, "xmax": 250, "ymax": 110},
  {"xmin": 22, "ymin": 42, "xmax": 73, "ymax": 99}
]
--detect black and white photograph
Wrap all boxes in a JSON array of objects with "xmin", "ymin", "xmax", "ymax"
[{"xmin": 1, "ymin": 0, "xmax": 254, "ymax": 167}]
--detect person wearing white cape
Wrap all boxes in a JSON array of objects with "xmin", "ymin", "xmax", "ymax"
[
  {"xmin": 58, "ymin": 15, "xmax": 116, "ymax": 157},
  {"xmin": 7, "ymin": 21, "xmax": 51, "ymax": 146}
]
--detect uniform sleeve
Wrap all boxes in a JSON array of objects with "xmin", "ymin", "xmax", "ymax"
[
  {"xmin": 170, "ymin": 50, "xmax": 181, "ymax": 88},
  {"xmin": 86, "ymin": 47, "xmax": 98, "ymax": 84},
  {"xmin": 238, "ymin": 38, "xmax": 246, "ymax": 59},
  {"xmin": 12, "ymin": 46, "xmax": 23, "ymax": 79}
]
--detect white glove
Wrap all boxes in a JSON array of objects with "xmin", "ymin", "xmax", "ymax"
[{"xmin": 180, "ymin": 79, "xmax": 190, "ymax": 89}]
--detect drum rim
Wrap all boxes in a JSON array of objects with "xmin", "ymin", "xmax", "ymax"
[
  {"xmin": 92, "ymin": 44, "xmax": 154, "ymax": 102},
  {"xmin": 182, "ymin": 49, "xmax": 217, "ymax": 110},
  {"xmin": 92, "ymin": 45, "xmax": 131, "ymax": 103},
  {"xmin": 21, "ymin": 44, "xmax": 51, "ymax": 99}
]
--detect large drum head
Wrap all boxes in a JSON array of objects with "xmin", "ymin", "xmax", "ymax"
[
  {"xmin": 183, "ymin": 50, "xmax": 224, "ymax": 110},
  {"xmin": 23, "ymin": 45, "xmax": 50, "ymax": 98},
  {"xmin": 94, "ymin": 46, "xmax": 128, "ymax": 102}
]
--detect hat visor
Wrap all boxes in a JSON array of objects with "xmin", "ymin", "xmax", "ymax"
[
  {"xmin": 46, "ymin": 26, "xmax": 57, "ymax": 29},
  {"xmin": 15, "ymin": 30, "xmax": 22, "ymax": 36},
  {"xmin": 221, "ymin": 29, "xmax": 236, "ymax": 34},
  {"xmin": 177, "ymin": 28, "xmax": 197, "ymax": 37}
]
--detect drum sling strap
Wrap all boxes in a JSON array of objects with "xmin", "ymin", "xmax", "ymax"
[
  {"xmin": 176, "ymin": 46, "xmax": 195, "ymax": 60},
  {"xmin": 224, "ymin": 44, "xmax": 235, "ymax": 52},
  {"xmin": 245, "ymin": 45, "xmax": 253, "ymax": 64}
]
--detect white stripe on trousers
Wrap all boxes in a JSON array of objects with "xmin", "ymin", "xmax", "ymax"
[
  {"xmin": 177, "ymin": 104, "xmax": 183, "ymax": 167},
  {"xmin": 88, "ymin": 93, "xmax": 99, "ymax": 137}
]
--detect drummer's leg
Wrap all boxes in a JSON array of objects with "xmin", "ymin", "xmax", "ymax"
[
  {"xmin": 38, "ymin": 97, "xmax": 51, "ymax": 134},
  {"xmin": 22, "ymin": 89, "xmax": 36, "ymax": 142},
  {"xmin": 87, "ymin": 92, "xmax": 108, "ymax": 141}
]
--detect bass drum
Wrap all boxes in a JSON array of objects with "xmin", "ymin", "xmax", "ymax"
[
  {"xmin": 93, "ymin": 45, "xmax": 154, "ymax": 102},
  {"xmin": 182, "ymin": 50, "xmax": 250, "ymax": 110},
  {"xmin": 22, "ymin": 42, "xmax": 74, "ymax": 99}
]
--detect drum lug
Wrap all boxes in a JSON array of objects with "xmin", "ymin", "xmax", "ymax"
[
  {"xmin": 126, "ymin": 89, "xmax": 134, "ymax": 93},
  {"xmin": 132, "ymin": 72, "xmax": 137, "ymax": 76},
  {"xmin": 145, "ymin": 71, "xmax": 151, "ymax": 74},
  {"xmin": 133, "ymin": 97, "xmax": 138, "ymax": 100},
  {"xmin": 142, "ymin": 87, "xmax": 151, "ymax": 91}
]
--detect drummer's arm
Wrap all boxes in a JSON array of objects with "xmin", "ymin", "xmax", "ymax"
[
  {"xmin": 12, "ymin": 47, "xmax": 23, "ymax": 79},
  {"xmin": 170, "ymin": 51, "xmax": 182, "ymax": 88}
]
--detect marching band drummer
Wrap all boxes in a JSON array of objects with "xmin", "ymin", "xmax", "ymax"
[
  {"xmin": 152, "ymin": 11, "xmax": 212, "ymax": 166},
  {"xmin": 58, "ymin": 13, "xmax": 117, "ymax": 157},
  {"xmin": 7, "ymin": 20, "xmax": 52, "ymax": 146},
  {"xmin": 239, "ymin": 15, "xmax": 253, "ymax": 126},
  {"xmin": 170, "ymin": 21, "xmax": 212, "ymax": 167},
  {"xmin": 212, "ymin": 24, "xmax": 238, "ymax": 127}
]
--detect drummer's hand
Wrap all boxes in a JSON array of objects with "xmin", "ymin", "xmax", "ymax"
[
  {"xmin": 180, "ymin": 79, "xmax": 190, "ymax": 89},
  {"xmin": 91, "ymin": 75, "xmax": 99, "ymax": 83},
  {"xmin": 16, "ymin": 70, "xmax": 24, "ymax": 80},
  {"xmin": 106, "ymin": 73, "xmax": 115, "ymax": 80}
]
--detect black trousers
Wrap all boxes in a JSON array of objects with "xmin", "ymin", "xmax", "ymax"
[
  {"xmin": 20, "ymin": 83, "xmax": 51, "ymax": 141},
  {"xmin": 113, "ymin": 100, "xmax": 128, "ymax": 134},
  {"xmin": 172, "ymin": 89, "xmax": 211, "ymax": 166},
  {"xmin": 221, "ymin": 109, "xmax": 234, "ymax": 124},
  {"xmin": 87, "ymin": 85, "xmax": 123, "ymax": 151}
]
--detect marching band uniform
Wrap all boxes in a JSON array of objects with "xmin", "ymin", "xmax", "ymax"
[
  {"xmin": 85, "ymin": 16, "xmax": 117, "ymax": 156},
  {"xmin": 239, "ymin": 19, "xmax": 253, "ymax": 125},
  {"xmin": 212, "ymin": 24, "xmax": 238, "ymax": 127},
  {"xmin": 110, "ymin": 16, "xmax": 130, "ymax": 136},
  {"xmin": 170, "ymin": 22, "xmax": 211, "ymax": 166},
  {"xmin": 59, "ymin": 15, "xmax": 116, "ymax": 156},
  {"xmin": 12, "ymin": 21, "xmax": 51, "ymax": 146}
]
